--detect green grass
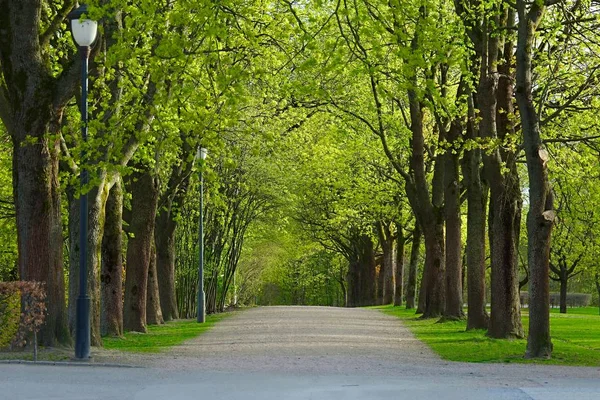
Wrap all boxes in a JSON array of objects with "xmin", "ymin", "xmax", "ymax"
[
  {"xmin": 376, "ymin": 305, "xmax": 600, "ymax": 366},
  {"xmin": 103, "ymin": 313, "xmax": 230, "ymax": 353}
]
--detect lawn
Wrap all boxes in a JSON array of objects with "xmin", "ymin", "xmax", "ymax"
[
  {"xmin": 103, "ymin": 313, "xmax": 230, "ymax": 353},
  {"xmin": 377, "ymin": 305, "xmax": 600, "ymax": 366}
]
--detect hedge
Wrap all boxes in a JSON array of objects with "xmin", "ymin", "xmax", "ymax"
[
  {"xmin": 0, "ymin": 282, "xmax": 47, "ymax": 360},
  {"xmin": 520, "ymin": 291, "xmax": 592, "ymax": 308}
]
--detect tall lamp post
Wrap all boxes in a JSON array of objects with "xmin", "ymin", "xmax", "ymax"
[
  {"xmin": 68, "ymin": 4, "xmax": 98, "ymax": 360},
  {"xmin": 197, "ymin": 148, "xmax": 208, "ymax": 323}
]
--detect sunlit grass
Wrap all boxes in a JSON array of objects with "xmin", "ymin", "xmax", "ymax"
[
  {"xmin": 103, "ymin": 313, "xmax": 231, "ymax": 353},
  {"xmin": 377, "ymin": 305, "xmax": 600, "ymax": 366}
]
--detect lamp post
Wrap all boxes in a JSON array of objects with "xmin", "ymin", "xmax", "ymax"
[
  {"xmin": 68, "ymin": 4, "xmax": 98, "ymax": 360},
  {"xmin": 197, "ymin": 147, "xmax": 208, "ymax": 323}
]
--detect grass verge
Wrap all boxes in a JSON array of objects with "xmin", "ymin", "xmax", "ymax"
[
  {"xmin": 103, "ymin": 313, "xmax": 231, "ymax": 353},
  {"xmin": 376, "ymin": 305, "xmax": 600, "ymax": 366}
]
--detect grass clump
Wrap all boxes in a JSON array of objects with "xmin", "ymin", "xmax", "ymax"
[
  {"xmin": 103, "ymin": 313, "xmax": 230, "ymax": 353},
  {"xmin": 377, "ymin": 305, "xmax": 600, "ymax": 366}
]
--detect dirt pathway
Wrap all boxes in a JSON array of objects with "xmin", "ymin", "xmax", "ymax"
[{"xmin": 151, "ymin": 306, "xmax": 439, "ymax": 373}]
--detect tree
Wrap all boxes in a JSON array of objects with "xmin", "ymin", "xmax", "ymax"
[{"xmin": 0, "ymin": 0, "xmax": 82, "ymax": 346}]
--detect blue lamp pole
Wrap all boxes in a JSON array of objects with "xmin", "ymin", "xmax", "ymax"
[
  {"xmin": 197, "ymin": 148, "xmax": 208, "ymax": 323},
  {"xmin": 68, "ymin": 4, "xmax": 98, "ymax": 360}
]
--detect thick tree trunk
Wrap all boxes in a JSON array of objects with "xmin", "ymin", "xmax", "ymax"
[
  {"xmin": 559, "ymin": 274, "xmax": 567, "ymax": 314},
  {"xmin": 376, "ymin": 222, "xmax": 394, "ymax": 305},
  {"xmin": 124, "ymin": 170, "xmax": 159, "ymax": 332},
  {"xmin": 155, "ymin": 207, "xmax": 180, "ymax": 321},
  {"xmin": 406, "ymin": 225, "xmax": 421, "ymax": 310},
  {"xmin": 376, "ymin": 256, "xmax": 384, "ymax": 305},
  {"xmin": 443, "ymin": 121, "xmax": 464, "ymax": 320},
  {"xmin": 146, "ymin": 243, "xmax": 164, "ymax": 325},
  {"xmin": 487, "ymin": 193, "xmax": 524, "ymax": 338},
  {"xmin": 382, "ymin": 248, "xmax": 393, "ymax": 305},
  {"xmin": 67, "ymin": 179, "xmax": 109, "ymax": 346},
  {"xmin": 101, "ymin": 178, "xmax": 123, "ymax": 337},
  {"xmin": 463, "ymin": 94, "xmax": 489, "ymax": 330},
  {"xmin": 14, "ymin": 137, "xmax": 69, "ymax": 346},
  {"xmin": 516, "ymin": 0, "xmax": 553, "ymax": 359},
  {"xmin": 406, "ymin": 87, "xmax": 445, "ymax": 319},
  {"xmin": 346, "ymin": 235, "xmax": 376, "ymax": 307},
  {"xmin": 0, "ymin": 0, "xmax": 80, "ymax": 347},
  {"xmin": 393, "ymin": 224, "xmax": 405, "ymax": 307},
  {"xmin": 477, "ymin": 8, "xmax": 524, "ymax": 339},
  {"xmin": 421, "ymin": 221, "xmax": 445, "ymax": 318}
]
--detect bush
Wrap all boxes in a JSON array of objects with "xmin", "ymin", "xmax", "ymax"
[
  {"xmin": 0, "ymin": 291, "xmax": 20, "ymax": 349},
  {"xmin": 0, "ymin": 282, "xmax": 47, "ymax": 359},
  {"xmin": 520, "ymin": 291, "xmax": 592, "ymax": 308}
]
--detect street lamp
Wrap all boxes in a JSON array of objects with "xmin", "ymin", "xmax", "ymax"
[
  {"xmin": 197, "ymin": 147, "xmax": 208, "ymax": 323},
  {"xmin": 68, "ymin": 3, "xmax": 98, "ymax": 360}
]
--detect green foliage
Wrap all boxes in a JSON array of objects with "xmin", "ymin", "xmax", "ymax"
[
  {"xmin": 103, "ymin": 314, "xmax": 230, "ymax": 353},
  {"xmin": 379, "ymin": 306, "xmax": 600, "ymax": 366},
  {"xmin": 0, "ymin": 291, "xmax": 19, "ymax": 349},
  {"xmin": 0, "ymin": 127, "xmax": 16, "ymax": 282}
]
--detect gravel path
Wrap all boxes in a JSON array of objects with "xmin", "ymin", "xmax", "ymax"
[
  {"xmin": 134, "ymin": 305, "xmax": 600, "ymax": 385},
  {"xmin": 3, "ymin": 306, "xmax": 600, "ymax": 399},
  {"xmin": 153, "ymin": 306, "xmax": 439, "ymax": 374}
]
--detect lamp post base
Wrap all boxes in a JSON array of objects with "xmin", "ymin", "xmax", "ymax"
[
  {"xmin": 75, "ymin": 296, "xmax": 91, "ymax": 359},
  {"xmin": 197, "ymin": 291, "xmax": 205, "ymax": 323}
]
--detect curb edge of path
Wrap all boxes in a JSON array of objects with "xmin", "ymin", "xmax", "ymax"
[{"xmin": 0, "ymin": 359, "xmax": 144, "ymax": 368}]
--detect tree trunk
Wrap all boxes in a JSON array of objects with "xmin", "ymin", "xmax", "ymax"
[
  {"xmin": 155, "ymin": 205, "xmax": 180, "ymax": 321},
  {"xmin": 124, "ymin": 170, "xmax": 159, "ymax": 332},
  {"xmin": 101, "ymin": 177, "xmax": 123, "ymax": 337},
  {"xmin": 477, "ymin": 7, "xmax": 524, "ymax": 339},
  {"xmin": 516, "ymin": 0, "xmax": 553, "ymax": 359},
  {"xmin": 146, "ymin": 242, "xmax": 164, "ymax": 325},
  {"xmin": 420, "ymin": 221, "xmax": 445, "ymax": 318},
  {"xmin": 406, "ymin": 86, "xmax": 445, "ymax": 319},
  {"xmin": 14, "ymin": 137, "xmax": 69, "ymax": 346},
  {"xmin": 376, "ymin": 222, "xmax": 394, "ymax": 305},
  {"xmin": 346, "ymin": 234, "xmax": 376, "ymax": 307},
  {"xmin": 463, "ymin": 94, "xmax": 489, "ymax": 330},
  {"xmin": 443, "ymin": 121, "xmax": 464, "ymax": 320},
  {"xmin": 393, "ymin": 223, "xmax": 405, "ymax": 307},
  {"xmin": 406, "ymin": 225, "xmax": 421, "ymax": 310},
  {"xmin": 559, "ymin": 272, "xmax": 567, "ymax": 314},
  {"xmin": 0, "ymin": 0, "xmax": 81, "ymax": 347},
  {"xmin": 67, "ymin": 179, "xmax": 109, "ymax": 346},
  {"xmin": 376, "ymin": 257, "xmax": 384, "ymax": 305}
]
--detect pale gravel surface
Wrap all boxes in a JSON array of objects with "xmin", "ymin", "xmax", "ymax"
[
  {"xmin": 96, "ymin": 305, "xmax": 599, "ymax": 385},
  {"xmin": 3, "ymin": 306, "xmax": 600, "ymax": 399}
]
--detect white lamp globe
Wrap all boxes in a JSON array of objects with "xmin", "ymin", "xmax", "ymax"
[
  {"xmin": 200, "ymin": 148, "xmax": 208, "ymax": 160},
  {"xmin": 71, "ymin": 19, "xmax": 98, "ymax": 47},
  {"xmin": 68, "ymin": 4, "xmax": 98, "ymax": 47}
]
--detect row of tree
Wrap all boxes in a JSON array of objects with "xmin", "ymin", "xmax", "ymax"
[{"xmin": 2, "ymin": 0, "xmax": 600, "ymax": 363}]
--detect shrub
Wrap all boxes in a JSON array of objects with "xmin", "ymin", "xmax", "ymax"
[
  {"xmin": 0, "ymin": 291, "xmax": 20, "ymax": 349},
  {"xmin": 520, "ymin": 291, "xmax": 592, "ymax": 308},
  {"xmin": 0, "ymin": 281, "xmax": 47, "ymax": 360}
]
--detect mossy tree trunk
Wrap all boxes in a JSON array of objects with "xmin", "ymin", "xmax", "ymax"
[{"xmin": 124, "ymin": 169, "xmax": 159, "ymax": 332}]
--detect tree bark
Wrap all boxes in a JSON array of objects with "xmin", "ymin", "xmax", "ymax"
[
  {"xmin": 463, "ymin": 94, "xmax": 489, "ymax": 330},
  {"xmin": 393, "ymin": 223, "xmax": 405, "ymax": 307},
  {"xmin": 67, "ymin": 178, "xmax": 110, "ymax": 346},
  {"xmin": 0, "ymin": 0, "xmax": 80, "ymax": 346},
  {"xmin": 406, "ymin": 87, "xmax": 445, "ymax": 319},
  {"xmin": 146, "ymin": 242, "xmax": 164, "ymax": 325},
  {"xmin": 101, "ymin": 177, "xmax": 123, "ymax": 337},
  {"xmin": 406, "ymin": 225, "xmax": 421, "ymax": 310},
  {"xmin": 346, "ymin": 234, "xmax": 376, "ymax": 307},
  {"xmin": 124, "ymin": 170, "xmax": 159, "ymax": 332},
  {"xmin": 443, "ymin": 120, "xmax": 464, "ymax": 320},
  {"xmin": 155, "ymin": 207, "xmax": 180, "ymax": 321},
  {"xmin": 376, "ymin": 222, "xmax": 394, "ymax": 305},
  {"xmin": 516, "ymin": 0, "xmax": 553, "ymax": 359},
  {"xmin": 477, "ymin": 7, "xmax": 524, "ymax": 339}
]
